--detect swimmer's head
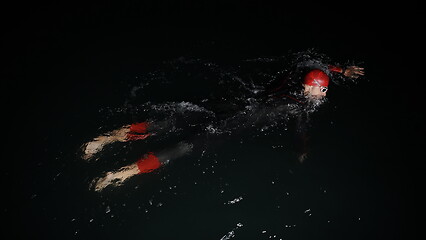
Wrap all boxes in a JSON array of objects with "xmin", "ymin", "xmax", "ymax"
[{"xmin": 302, "ymin": 69, "xmax": 329, "ymax": 99}]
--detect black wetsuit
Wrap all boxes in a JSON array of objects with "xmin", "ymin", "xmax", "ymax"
[{"xmin": 129, "ymin": 51, "xmax": 354, "ymax": 169}]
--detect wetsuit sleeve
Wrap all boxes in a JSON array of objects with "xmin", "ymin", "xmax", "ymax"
[{"xmin": 328, "ymin": 65, "xmax": 344, "ymax": 73}]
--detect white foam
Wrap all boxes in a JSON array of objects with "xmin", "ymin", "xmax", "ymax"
[{"xmin": 219, "ymin": 223, "xmax": 244, "ymax": 240}]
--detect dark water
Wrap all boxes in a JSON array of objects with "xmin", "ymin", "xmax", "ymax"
[{"xmin": 5, "ymin": 2, "xmax": 422, "ymax": 240}]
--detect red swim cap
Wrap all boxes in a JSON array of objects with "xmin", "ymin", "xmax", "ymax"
[{"xmin": 303, "ymin": 69, "xmax": 330, "ymax": 87}]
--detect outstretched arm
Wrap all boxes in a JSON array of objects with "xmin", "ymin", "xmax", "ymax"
[{"xmin": 328, "ymin": 65, "xmax": 365, "ymax": 78}]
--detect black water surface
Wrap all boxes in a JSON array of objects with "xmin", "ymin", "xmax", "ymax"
[{"xmin": 4, "ymin": 2, "xmax": 422, "ymax": 240}]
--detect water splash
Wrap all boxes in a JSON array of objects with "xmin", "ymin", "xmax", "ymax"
[
  {"xmin": 220, "ymin": 223, "xmax": 244, "ymax": 240},
  {"xmin": 224, "ymin": 196, "xmax": 243, "ymax": 205}
]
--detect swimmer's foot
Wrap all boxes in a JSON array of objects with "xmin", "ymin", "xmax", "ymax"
[
  {"xmin": 82, "ymin": 126, "xmax": 130, "ymax": 160},
  {"xmin": 82, "ymin": 136, "xmax": 112, "ymax": 160},
  {"xmin": 90, "ymin": 172, "xmax": 115, "ymax": 192},
  {"xmin": 90, "ymin": 164, "xmax": 140, "ymax": 192}
]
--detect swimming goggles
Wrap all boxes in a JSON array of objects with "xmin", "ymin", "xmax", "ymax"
[{"xmin": 313, "ymin": 79, "xmax": 328, "ymax": 93}]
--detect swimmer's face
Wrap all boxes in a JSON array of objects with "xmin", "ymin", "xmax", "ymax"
[{"xmin": 303, "ymin": 84, "xmax": 327, "ymax": 99}]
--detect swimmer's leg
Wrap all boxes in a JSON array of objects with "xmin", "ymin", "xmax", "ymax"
[
  {"xmin": 82, "ymin": 125, "xmax": 131, "ymax": 160},
  {"xmin": 82, "ymin": 121, "xmax": 176, "ymax": 160},
  {"xmin": 82, "ymin": 122, "xmax": 154, "ymax": 160},
  {"xmin": 91, "ymin": 142, "xmax": 193, "ymax": 192}
]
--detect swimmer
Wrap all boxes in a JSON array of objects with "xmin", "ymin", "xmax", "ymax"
[{"xmin": 82, "ymin": 55, "xmax": 364, "ymax": 191}]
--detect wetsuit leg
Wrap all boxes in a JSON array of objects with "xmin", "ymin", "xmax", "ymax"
[
  {"xmin": 135, "ymin": 141, "xmax": 194, "ymax": 174},
  {"xmin": 126, "ymin": 120, "xmax": 177, "ymax": 141},
  {"xmin": 126, "ymin": 122, "xmax": 151, "ymax": 141}
]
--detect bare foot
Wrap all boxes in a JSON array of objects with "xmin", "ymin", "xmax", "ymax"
[
  {"xmin": 91, "ymin": 164, "xmax": 139, "ymax": 192},
  {"xmin": 82, "ymin": 126, "xmax": 130, "ymax": 160}
]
